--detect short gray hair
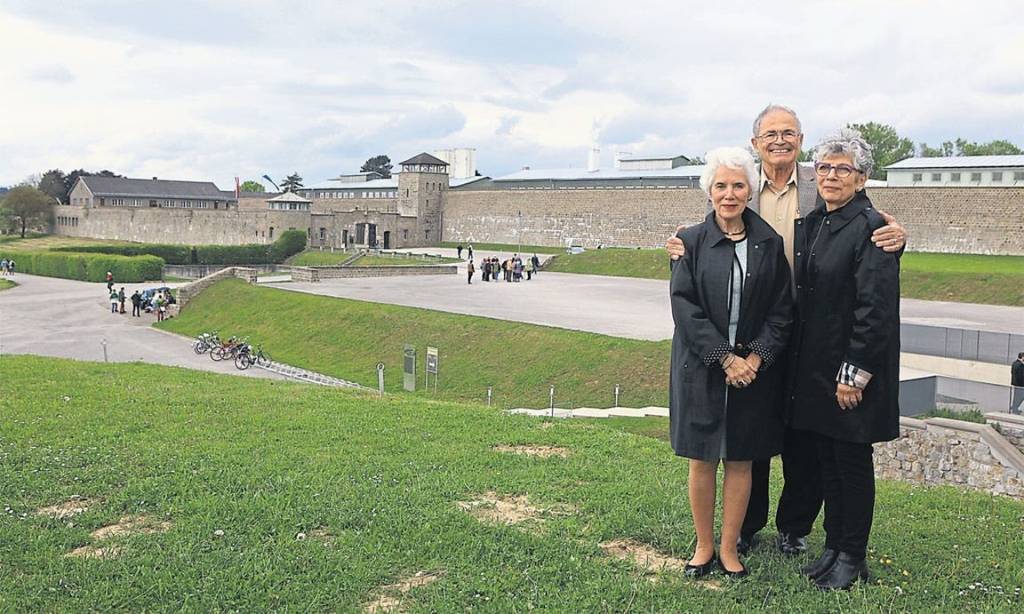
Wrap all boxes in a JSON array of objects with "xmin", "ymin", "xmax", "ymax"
[
  {"xmin": 699, "ymin": 147, "xmax": 758, "ymax": 197},
  {"xmin": 813, "ymin": 128, "xmax": 875, "ymax": 177},
  {"xmin": 752, "ymin": 104, "xmax": 802, "ymax": 136}
]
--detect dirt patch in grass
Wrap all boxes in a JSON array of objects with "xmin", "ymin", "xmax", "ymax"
[
  {"xmin": 492, "ymin": 444, "xmax": 570, "ymax": 458},
  {"xmin": 64, "ymin": 515, "xmax": 173, "ymax": 559},
  {"xmin": 89, "ymin": 516, "xmax": 173, "ymax": 540},
  {"xmin": 36, "ymin": 496, "xmax": 93, "ymax": 519},
  {"xmin": 458, "ymin": 492, "xmax": 574, "ymax": 526},
  {"xmin": 365, "ymin": 570, "xmax": 445, "ymax": 613},
  {"xmin": 599, "ymin": 539, "xmax": 722, "ymax": 589}
]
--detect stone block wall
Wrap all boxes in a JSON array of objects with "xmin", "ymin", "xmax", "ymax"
[
  {"xmin": 291, "ymin": 265, "xmax": 456, "ymax": 281},
  {"xmin": 874, "ymin": 416, "xmax": 1024, "ymax": 499},
  {"xmin": 175, "ymin": 267, "xmax": 259, "ymax": 309},
  {"xmin": 443, "ymin": 186, "xmax": 1024, "ymax": 255}
]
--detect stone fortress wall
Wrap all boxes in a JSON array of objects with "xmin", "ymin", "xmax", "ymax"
[{"xmin": 442, "ymin": 186, "xmax": 1024, "ymax": 255}]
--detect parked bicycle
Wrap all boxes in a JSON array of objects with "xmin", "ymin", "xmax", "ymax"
[
  {"xmin": 234, "ymin": 343, "xmax": 271, "ymax": 370},
  {"xmin": 192, "ymin": 331, "xmax": 220, "ymax": 355},
  {"xmin": 210, "ymin": 336, "xmax": 246, "ymax": 361}
]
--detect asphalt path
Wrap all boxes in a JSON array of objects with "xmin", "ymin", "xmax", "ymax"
[{"xmin": 0, "ymin": 274, "xmax": 282, "ymax": 379}]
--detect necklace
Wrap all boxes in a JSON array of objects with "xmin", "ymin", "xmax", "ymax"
[{"xmin": 722, "ymin": 226, "xmax": 746, "ymax": 236}]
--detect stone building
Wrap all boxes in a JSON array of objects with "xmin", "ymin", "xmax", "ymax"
[
  {"xmin": 67, "ymin": 175, "xmax": 237, "ymax": 210},
  {"xmin": 885, "ymin": 154, "xmax": 1024, "ymax": 187}
]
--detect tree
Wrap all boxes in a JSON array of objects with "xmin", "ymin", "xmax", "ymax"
[
  {"xmin": 919, "ymin": 141, "xmax": 954, "ymax": 157},
  {"xmin": 63, "ymin": 169, "xmax": 123, "ymax": 200},
  {"xmin": 847, "ymin": 122, "xmax": 914, "ymax": 180},
  {"xmin": 38, "ymin": 169, "xmax": 68, "ymax": 204},
  {"xmin": 360, "ymin": 155, "xmax": 393, "ymax": 179},
  {"xmin": 240, "ymin": 180, "xmax": 266, "ymax": 193},
  {"xmin": 957, "ymin": 139, "xmax": 1023, "ymax": 156},
  {"xmin": 280, "ymin": 172, "xmax": 303, "ymax": 192},
  {"xmin": 1, "ymin": 185, "xmax": 54, "ymax": 237}
]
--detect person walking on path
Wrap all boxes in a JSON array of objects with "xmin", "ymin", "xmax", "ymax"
[
  {"xmin": 467, "ymin": 245, "xmax": 474, "ymax": 261},
  {"xmin": 118, "ymin": 287, "xmax": 126, "ymax": 314},
  {"xmin": 131, "ymin": 290, "xmax": 142, "ymax": 317},
  {"xmin": 105, "ymin": 271, "xmax": 114, "ymax": 292},
  {"xmin": 6, "ymin": 258, "xmax": 14, "ymax": 277},
  {"xmin": 467, "ymin": 259, "xmax": 475, "ymax": 284},
  {"xmin": 525, "ymin": 257, "xmax": 534, "ymax": 280},
  {"xmin": 1011, "ymin": 352, "xmax": 1024, "ymax": 414},
  {"xmin": 457, "ymin": 245, "xmax": 463, "ymax": 259},
  {"xmin": 0, "ymin": 259, "xmax": 7, "ymax": 277},
  {"xmin": 109, "ymin": 288, "xmax": 119, "ymax": 314},
  {"xmin": 531, "ymin": 254, "xmax": 540, "ymax": 276}
]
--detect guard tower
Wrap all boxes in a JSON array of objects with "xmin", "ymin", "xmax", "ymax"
[{"xmin": 397, "ymin": 152, "xmax": 448, "ymax": 245}]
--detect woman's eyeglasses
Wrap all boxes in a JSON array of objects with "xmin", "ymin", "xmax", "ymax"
[{"xmin": 814, "ymin": 163, "xmax": 862, "ymax": 178}]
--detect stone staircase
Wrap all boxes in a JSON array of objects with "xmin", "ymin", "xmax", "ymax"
[
  {"xmin": 256, "ymin": 360, "xmax": 370, "ymax": 390},
  {"xmin": 507, "ymin": 406, "xmax": 669, "ymax": 419}
]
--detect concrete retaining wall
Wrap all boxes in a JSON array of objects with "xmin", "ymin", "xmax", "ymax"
[
  {"xmin": 174, "ymin": 267, "xmax": 259, "ymax": 310},
  {"xmin": 291, "ymin": 265, "xmax": 457, "ymax": 282}
]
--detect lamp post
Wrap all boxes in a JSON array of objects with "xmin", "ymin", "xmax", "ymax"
[{"xmin": 517, "ymin": 210, "xmax": 522, "ymax": 254}]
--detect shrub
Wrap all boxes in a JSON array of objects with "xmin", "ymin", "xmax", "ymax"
[
  {"xmin": 16, "ymin": 251, "xmax": 163, "ymax": 282},
  {"xmin": 52, "ymin": 231, "xmax": 307, "ymax": 266},
  {"xmin": 51, "ymin": 243, "xmax": 192, "ymax": 264},
  {"xmin": 269, "ymin": 230, "xmax": 307, "ymax": 262}
]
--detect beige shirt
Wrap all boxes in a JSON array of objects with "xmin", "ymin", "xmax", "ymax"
[{"xmin": 758, "ymin": 166, "xmax": 800, "ymax": 271}]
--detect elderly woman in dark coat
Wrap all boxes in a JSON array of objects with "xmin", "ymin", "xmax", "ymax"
[
  {"xmin": 789, "ymin": 128, "xmax": 901, "ymax": 590},
  {"xmin": 670, "ymin": 146, "xmax": 793, "ymax": 579}
]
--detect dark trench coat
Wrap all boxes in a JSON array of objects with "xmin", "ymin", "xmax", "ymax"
[
  {"xmin": 788, "ymin": 191, "xmax": 901, "ymax": 444},
  {"xmin": 669, "ymin": 209, "xmax": 793, "ymax": 461}
]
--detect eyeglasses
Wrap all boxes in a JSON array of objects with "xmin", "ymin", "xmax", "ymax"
[
  {"xmin": 814, "ymin": 163, "xmax": 862, "ymax": 178},
  {"xmin": 756, "ymin": 130, "xmax": 800, "ymax": 142}
]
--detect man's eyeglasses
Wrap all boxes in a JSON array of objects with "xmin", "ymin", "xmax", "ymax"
[
  {"xmin": 814, "ymin": 163, "xmax": 862, "ymax": 179},
  {"xmin": 756, "ymin": 130, "xmax": 800, "ymax": 142}
]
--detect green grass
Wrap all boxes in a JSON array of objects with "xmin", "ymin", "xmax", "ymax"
[
  {"xmin": 439, "ymin": 241, "xmax": 563, "ymax": 255},
  {"xmin": 288, "ymin": 249, "xmax": 359, "ymax": 266},
  {"xmin": 916, "ymin": 408, "xmax": 988, "ymax": 424},
  {"xmin": 352, "ymin": 254, "xmax": 462, "ymax": 267},
  {"xmin": 158, "ymin": 278, "xmax": 669, "ymax": 409},
  {"xmin": 2, "ymin": 356, "xmax": 1022, "ymax": 611},
  {"xmin": 0, "ymin": 279, "xmax": 15, "ymax": 291},
  {"xmin": 545, "ymin": 248, "xmax": 670, "ymax": 279},
  {"xmin": 576, "ymin": 416, "xmax": 671, "ymax": 441},
  {"xmin": 544, "ymin": 249, "xmax": 1024, "ymax": 306}
]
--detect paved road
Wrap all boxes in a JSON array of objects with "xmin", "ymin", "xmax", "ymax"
[
  {"xmin": 268, "ymin": 269, "xmax": 1024, "ymax": 341},
  {"xmin": 0, "ymin": 274, "xmax": 282, "ymax": 379}
]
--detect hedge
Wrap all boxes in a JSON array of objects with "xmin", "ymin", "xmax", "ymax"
[
  {"xmin": 51, "ymin": 230, "xmax": 307, "ymax": 266},
  {"xmin": 16, "ymin": 251, "xmax": 164, "ymax": 282}
]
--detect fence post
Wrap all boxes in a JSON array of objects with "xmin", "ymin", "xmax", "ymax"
[
  {"xmin": 549, "ymin": 385, "xmax": 555, "ymax": 417},
  {"xmin": 614, "ymin": 384, "xmax": 620, "ymax": 408},
  {"xmin": 376, "ymin": 362, "xmax": 385, "ymax": 398},
  {"xmin": 101, "ymin": 339, "xmax": 108, "ymax": 363},
  {"xmin": 487, "ymin": 386, "xmax": 493, "ymax": 407}
]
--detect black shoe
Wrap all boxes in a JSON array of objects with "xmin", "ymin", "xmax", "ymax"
[
  {"xmin": 814, "ymin": 552, "xmax": 868, "ymax": 590},
  {"xmin": 717, "ymin": 555, "xmax": 749, "ymax": 579},
  {"xmin": 777, "ymin": 532, "xmax": 808, "ymax": 555},
  {"xmin": 684, "ymin": 552, "xmax": 716, "ymax": 578},
  {"xmin": 737, "ymin": 533, "xmax": 756, "ymax": 556},
  {"xmin": 801, "ymin": 548, "xmax": 839, "ymax": 580}
]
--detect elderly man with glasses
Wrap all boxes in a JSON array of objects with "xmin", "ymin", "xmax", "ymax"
[{"xmin": 665, "ymin": 104, "xmax": 907, "ymax": 557}]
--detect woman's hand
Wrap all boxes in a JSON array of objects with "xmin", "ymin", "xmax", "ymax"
[
  {"xmin": 724, "ymin": 355, "xmax": 757, "ymax": 388},
  {"xmin": 836, "ymin": 383, "xmax": 863, "ymax": 410}
]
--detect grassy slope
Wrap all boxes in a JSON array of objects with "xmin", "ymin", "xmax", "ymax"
[
  {"xmin": 289, "ymin": 251, "xmax": 461, "ymax": 266},
  {"xmin": 545, "ymin": 249, "xmax": 1024, "ymax": 306},
  {"xmin": 2, "ymin": 356, "xmax": 1022, "ymax": 611},
  {"xmin": 352, "ymin": 254, "xmax": 462, "ymax": 266},
  {"xmin": 0, "ymin": 279, "xmax": 14, "ymax": 291},
  {"xmin": 158, "ymin": 279, "xmax": 669, "ymax": 408}
]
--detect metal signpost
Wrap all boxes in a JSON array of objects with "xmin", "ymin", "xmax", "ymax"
[
  {"xmin": 426, "ymin": 346, "xmax": 439, "ymax": 394},
  {"xmin": 403, "ymin": 345, "xmax": 416, "ymax": 391},
  {"xmin": 376, "ymin": 362, "xmax": 385, "ymax": 397}
]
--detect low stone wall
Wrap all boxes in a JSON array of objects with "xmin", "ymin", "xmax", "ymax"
[
  {"xmin": 290, "ymin": 265, "xmax": 457, "ymax": 282},
  {"xmin": 174, "ymin": 267, "xmax": 259, "ymax": 311},
  {"xmin": 986, "ymin": 413, "xmax": 1024, "ymax": 450},
  {"xmin": 164, "ymin": 263, "xmax": 286, "ymax": 280},
  {"xmin": 874, "ymin": 415, "xmax": 1024, "ymax": 499}
]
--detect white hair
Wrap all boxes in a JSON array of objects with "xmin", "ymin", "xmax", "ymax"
[
  {"xmin": 699, "ymin": 147, "xmax": 758, "ymax": 197},
  {"xmin": 752, "ymin": 104, "xmax": 802, "ymax": 136},
  {"xmin": 813, "ymin": 128, "xmax": 875, "ymax": 177}
]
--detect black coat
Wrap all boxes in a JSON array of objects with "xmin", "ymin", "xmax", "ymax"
[
  {"xmin": 788, "ymin": 191, "xmax": 901, "ymax": 444},
  {"xmin": 669, "ymin": 209, "xmax": 794, "ymax": 461},
  {"xmin": 1012, "ymin": 360, "xmax": 1024, "ymax": 387}
]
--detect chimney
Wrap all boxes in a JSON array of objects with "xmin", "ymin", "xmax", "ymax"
[
  {"xmin": 587, "ymin": 146, "xmax": 600, "ymax": 172},
  {"xmin": 152, "ymin": 176, "xmax": 158, "ymax": 180}
]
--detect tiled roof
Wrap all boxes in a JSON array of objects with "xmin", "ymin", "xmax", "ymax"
[
  {"xmin": 400, "ymin": 152, "xmax": 448, "ymax": 166},
  {"xmin": 79, "ymin": 176, "xmax": 232, "ymax": 200}
]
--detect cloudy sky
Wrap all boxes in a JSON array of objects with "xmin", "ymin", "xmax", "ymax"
[{"xmin": 1, "ymin": 0, "xmax": 1021, "ymax": 188}]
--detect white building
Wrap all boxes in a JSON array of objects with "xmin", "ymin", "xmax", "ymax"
[
  {"xmin": 616, "ymin": 153, "xmax": 692, "ymax": 171},
  {"xmin": 885, "ymin": 155, "xmax": 1024, "ymax": 187},
  {"xmin": 433, "ymin": 148, "xmax": 477, "ymax": 179}
]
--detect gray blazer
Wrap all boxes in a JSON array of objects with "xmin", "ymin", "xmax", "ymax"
[{"xmin": 705, "ymin": 164, "xmax": 818, "ymax": 218}]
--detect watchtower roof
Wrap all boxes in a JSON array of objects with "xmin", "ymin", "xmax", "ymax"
[{"xmin": 399, "ymin": 152, "xmax": 449, "ymax": 166}]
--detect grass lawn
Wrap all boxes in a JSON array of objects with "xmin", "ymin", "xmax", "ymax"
[
  {"xmin": 545, "ymin": 249, "xmax": 1024, "ymax": 306},
  {"xmin": 0, "ymin": 279, "xmax": 15, "ymax": 291},
  {"xmin": 0, "ymin": 235, "xmax": 132, "ymax": 253},
  {"xmin": 352, "ymin": 254, "xmax": 462, "ymax": 267},
  {"xmin": 158, "ymin": 279, "xmax": 670, "ymax": 409},
  {"xmin": 288, "ymin": 250, "xmax": 359, "ymax": 266},
  {"xmin": 439, "ymin": 241, "xmax": 563, "ymax": 255},
  {"xmin": 2, "ymin": 356, "xmax": 1022, "ymax": 611}
]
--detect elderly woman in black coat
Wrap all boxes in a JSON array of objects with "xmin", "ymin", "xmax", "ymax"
[
  {"xmin": 670, "ymin": 146, "xmax": 793, "ymax": 579},
  {"xmin": 789, "ymin": 128, "xmax": 901, "ymax": 590}
]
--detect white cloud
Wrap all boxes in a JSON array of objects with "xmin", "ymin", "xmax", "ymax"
[{"xmin": 0, "ymin": 1, "xmax": 1021, "ymax": 186}]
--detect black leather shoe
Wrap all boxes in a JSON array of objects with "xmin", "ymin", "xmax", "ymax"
[
  {"xmin": 717, "ymin": 555, "xmax": 749, "ymax": 579},
  {"xmin": 814, "ymin": 552, "xmax": 868, "ymax": 590},
  {"xmin": 737, "ymin": 533, "xmax": 756, "ymax": 555},
  {"xmin": 684, "ymin": 553, "xmax": 716, "ymax": 578},
  {"xmin": 777, "ymin": 532, "xmax": 808, "ymax": 555},
  {"xmin": 801, "ymin": 548, "xmax": 839, "ymax": 579}
]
